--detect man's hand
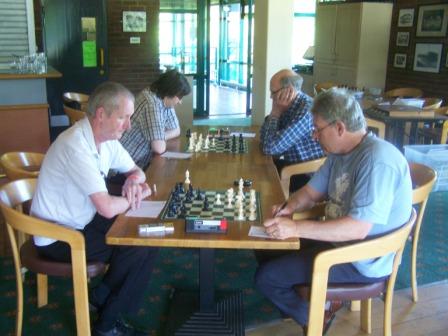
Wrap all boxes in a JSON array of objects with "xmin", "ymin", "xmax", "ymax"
[
  {"xmin": 271, "ymin": 202, "xmax": 294, "ymax": 217},
  {"xmin": 122, "ymin": 176, "xmax": 152, "ymax": 210},
  {"xmin": 271, "ymin": 85, "xmax": 296, "ymax": 118},
  {"xmin": 264, "ymin": 216, "xmax": 299, "ymax": 240}
]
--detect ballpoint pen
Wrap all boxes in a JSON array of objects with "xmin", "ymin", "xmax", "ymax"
[{"xmin": 274, "ymin": 201, "xmax": 287, "ymax": 217}]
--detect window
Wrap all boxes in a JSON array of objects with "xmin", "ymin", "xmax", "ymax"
[{"xmin": 292, "ymin": 0, "xmax": 316, "ymax": 67}]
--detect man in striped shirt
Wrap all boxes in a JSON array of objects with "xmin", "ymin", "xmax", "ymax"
[{"xmin": 260, "ymin": 69, "xmax": 324, "ymax": 192}]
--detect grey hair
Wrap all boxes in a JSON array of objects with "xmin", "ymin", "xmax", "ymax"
[
  {"xmin": 86, "ymin": 81, "xmax": 135, "ymax": 117},
  {"xmin": 280, "ymin": 74, "xmax": 303, "ymax": 92},
  {"xmin": 311, "ymin": 88, "xmax": 366, "ymax": 132}
]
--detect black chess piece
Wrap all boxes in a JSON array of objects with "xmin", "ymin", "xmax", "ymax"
[
  {"xmin": 195, "ymin": 188, "xmax": 203, "ymax": 200},
  {"xmin": 225, "ymin": 138, "xmax": 230, "ymax": 150},
  {"xmin": 186, "ymin": 129, "xmax": 191, "ymax": 138},
  {"xmin": 203, "ymin": 198, "xmax": 210, "ymax": 211}
]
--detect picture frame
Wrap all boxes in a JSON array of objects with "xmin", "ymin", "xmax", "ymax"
[
  {"xmin": 394, "ymin": 53, "xmax": 407, "ymax": 68},
  {"xmin": 398, "ymin": 8, "xmax": 415, "ymax": 27},
  {"xmin": 413, "ymin": 43, "xmax": 443, "ymax": 73},
  {"xmin": 416, "ymin": 4, "xmax": 448, "ymax": 37},
  {"xmin": 396, "ymin": 32, "xmax": 410, "ymax": 47},
  {"xmin": 122, "ymin": 11, "xmax": 147, "ymax": 32}
]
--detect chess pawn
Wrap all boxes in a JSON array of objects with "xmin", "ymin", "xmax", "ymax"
[
  {"xmin": 215, "ymin": 194, "xmax": 222, "ymax": 205},
  {"xmin": 195, "ymin": 141, "xmax": 201, "ymax": 152},
  {"xmin": 212, "ymin": 137, "xmax": 216, "ymax": 147},
  {"xmin": 234, "ymin": 194, "xmax": 242, "ymax": 208},
  {"xmin": 185, "ymin": 170, "xmax": 191, "ymax": 186},
  {"xmin": 204, "ymin": 137, "xmax": 210, "ymax": 149}
]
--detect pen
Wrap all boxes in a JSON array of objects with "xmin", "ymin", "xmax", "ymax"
[{"xmin": 274, "ymin": 201, "xmax": 287, "ymax": 217}]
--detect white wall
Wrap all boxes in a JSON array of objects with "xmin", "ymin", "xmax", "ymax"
[{"xmin": 252, "ymin": 0, "xmax": 294, "ymax": 125}]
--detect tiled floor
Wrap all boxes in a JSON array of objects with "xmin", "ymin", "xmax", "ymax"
[{"xmin": 208, "ymin": 84, "xmax": 249, "ymax": 118}]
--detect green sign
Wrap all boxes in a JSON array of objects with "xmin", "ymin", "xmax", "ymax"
[{"xmin": 82, "ymin": 41, "xmax": 97, "ymax": 67}]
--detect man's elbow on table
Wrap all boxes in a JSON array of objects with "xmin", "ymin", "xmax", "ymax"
[{"xmin": 151, "ymin": 140, "xmax": 167, "ymax": 154}]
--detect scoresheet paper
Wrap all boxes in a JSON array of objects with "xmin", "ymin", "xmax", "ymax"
[
  {"xmin": 125, "ymin": 201, "xmax": 166, "ymax": 218},
  {"xmin": 161, "ymin": 151, "xmax": 193, "ymax": 159},
  {"xmin": 248, "ymin": 225, "xmax": 270, "ymax": 238}
]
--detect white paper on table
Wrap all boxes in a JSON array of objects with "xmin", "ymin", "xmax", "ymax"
[
  {"xmin": 230, "ymin": 132, "xmax": 256, "ymax": 138},
  {"xmin": 161, "ymin": 151, "xmax": 192, "ymax": 159},
  {"xmin": 125, "ymin": 201, "xmax": 166, "ymax": 218},
  {"xmin": 248, "ymin": 225, "xmax": 270, "ymax": 238},
  {"xmin": 392, "ymin": 98, "xmax": 425, "ymax": 108}
]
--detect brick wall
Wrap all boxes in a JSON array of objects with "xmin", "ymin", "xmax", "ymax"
[
  {"xmin": 386, "ymin": 0, "xmax": 448, "ymax": 103},
  {"xmin": 107, "ymin": 0, "xmax": 161, "ymax": 94}
]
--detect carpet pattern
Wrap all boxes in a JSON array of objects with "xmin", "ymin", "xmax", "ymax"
[{"xmin": 0, "ymin": 191, "xmax": 447, "ymax": 335}]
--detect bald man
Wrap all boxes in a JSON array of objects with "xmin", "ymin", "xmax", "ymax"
[{"xmin": 260, "ymin": 69, "xmax": 324, "ymax": 193}]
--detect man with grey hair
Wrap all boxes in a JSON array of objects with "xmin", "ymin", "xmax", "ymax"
[
  {"xmin": 260, "ymin": 69, "xmax": 324, "ymax": 193},
  {"xmin": 255, "ymin": 88, "xmax": 412, "ymax": 335},
  {"xmin": 31, "ymin": 82, "xmax": 158, "ymax": 335}
]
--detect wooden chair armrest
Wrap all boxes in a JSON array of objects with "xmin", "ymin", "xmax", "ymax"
[{"xmin": 292, "ymin": 203, "xmax": 326, "ymax": 220}]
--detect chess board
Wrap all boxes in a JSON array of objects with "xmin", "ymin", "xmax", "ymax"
[
  {"xmin": 160, "ymin": 189, "xmax": 262, "ymax": 222},
  {"xmin": 186, "ymin": 136, "xmax": 248, "ymax": 154}
]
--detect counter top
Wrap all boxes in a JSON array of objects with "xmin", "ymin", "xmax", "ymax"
[{"xmin": 0, "ymin": 66, "xmax": 62, "ymax": 80}]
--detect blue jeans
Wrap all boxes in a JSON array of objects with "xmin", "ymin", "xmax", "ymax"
[{"xmin": 254, "ymin": 240, "xmax": 386, "ymax": 326}]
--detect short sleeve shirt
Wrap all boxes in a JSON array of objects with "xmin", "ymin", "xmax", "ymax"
[
  {"xmin": 31, "ymin": 118, "xmax": 135, "ymax": 246},
  {"xmin": 309, "ymin": 134, "xmax": 413, "ymax": 278},
  {"xmin": 120, "ymin": 88, "xmax": 179, "ymax": 169}
]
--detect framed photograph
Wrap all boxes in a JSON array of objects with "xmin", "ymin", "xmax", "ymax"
[
  {"xmin": 394, "ymin": 53, "xmax": 407, "ymax": 68},
  {"xmin": 398, "ymin": 8, "xmax": 415, "ymax": 27},
  {"xmin": 416, "ymin": 4, "xmax": 448, "ymax": 37},
  {"xmin": 123, "ymin": 11, "xmax": 146, "ymax": 32},
  {"xmin": 413, "ymin": 43, "xmax": 443, "ymax": 73},
  {"xmin": 396, "ymin": 32, "xmax": 410, "ymax": 47}
]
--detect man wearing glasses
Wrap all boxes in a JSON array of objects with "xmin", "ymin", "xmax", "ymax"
[
  {"xmin": 255, "ymin": 88, "xmax": 413, "ymax": 335},
  {"xmin": 260, "ymin": 69, "xmax": 324, "ymax": 193}
]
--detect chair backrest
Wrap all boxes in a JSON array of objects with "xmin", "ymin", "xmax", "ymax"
[
  {"xmin": 0, "ymin": 152, "xmax": 44, "ymax": 180},
  {"xmin": 0, "ymin": 178, "xmax": 91, "ymax": 335},
  {"xmin": 384, "ymin": 87, "xmax": 423, "ymax": 98},
  {"xmin": 365, "ymin": 117, "xmax": 385, "ymax": 139},
  {"xmin": 314, "ymin": 81, "xmax": 339, "ymax": 96},
  {"xmin": 63, "ymin": 105, "xmax": 86, "ymax": 125},
  {"xmin": 441, "ymin": 120, "xmax": 448, "ymax": 144},
  {"xmin": 422, "ymin": 98, "xmax": 443, "ymax": 110},
  {"xmin": 63, "ymin": 92, "xmax": 89, "ymax": 111},
  {"xmin": 280, "ymin": 157, "xmax": 326, "ymax": 199},
  {"xmin": 306, "ymin": 209, "xmax": 417, "ymax": 335}
]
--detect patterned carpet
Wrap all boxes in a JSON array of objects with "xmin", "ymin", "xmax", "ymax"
[{"xmin": 0, "ymin": 191, "xmax": 447, "ymax": 335}]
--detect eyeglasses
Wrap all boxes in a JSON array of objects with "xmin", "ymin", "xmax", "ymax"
[{"xmin": 311, "ymin": 121, "xmax": 336, "ymax": 136}]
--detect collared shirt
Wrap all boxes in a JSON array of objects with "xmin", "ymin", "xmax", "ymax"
[
  {"xmin": 31, "ymin": 117, "xmax": 135, "ymax": 246},
  {"xmin": 120, "ymin": 88, "xmax": 179, "ymax": 169},
  {"xmin": 260, "ymin": 91, "xmax": 324, "ymax": 163}
]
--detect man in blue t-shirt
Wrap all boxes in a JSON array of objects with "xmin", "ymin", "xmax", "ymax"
[{"xmin": 255, "ymin": 88, "xmax": 412, "ymax": 335}]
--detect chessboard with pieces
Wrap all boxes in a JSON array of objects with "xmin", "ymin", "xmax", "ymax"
[
  {"xmin": 185, "ymin": 129, "xmax": 248, "ymax": 154},
  {"xmin": 160, "ymin": 177, "xmax": 261, "ymax": 223}
]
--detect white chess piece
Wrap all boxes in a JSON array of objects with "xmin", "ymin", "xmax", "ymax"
[
  {"xmin": 185, "ymin": 170, "xmax": 190, "ymax": 185},
  {"xmin": 212, "ymin": 137, "xmax": 216, "ymax": 147},
  {"xmin": 234, "ymin": 194, "xmax": 242, "ymax": 208},
  {"xmin": 188, "ymin": 137, "xmax": 195, "ymax": 151},
  {"xmin": 237, "ymin": 204, "xmax": 245, "ymax": 220},
  {"xmin": 248, "ymin": 207, "xmax": 256, "ymax": 221},
  {"xmin": 226, "ymin": 188, "xmax": 234, "ymax": 208},
  {"xmin": 204, "ymin": 137, "xmax": 210, "ymax": 149},
  {"xmin": 215, "ymin": 194, "xmax": 222, "ymax": 205},
  {"xmin": 195, "ymin": 141, "xmax": 201, "ymax": 152}
]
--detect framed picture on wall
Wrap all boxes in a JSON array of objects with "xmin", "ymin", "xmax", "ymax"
[
  {"xmin": 398, "ymin": 8, "xmax": 415, "ymax": 27},
  {"xmin": 396, "ymin": 32, "xmax": 410, "ymax": 47},
  {"xmin": 123, "ymin": 11, "xmax": 147, "ymax": 32},
  {"xmin": 413, "ymin": 43, "xmax": 443, "ymax": 73},
  {"xmin": 394, "ymin": 53, "xmax": 407, "ymax": 68},
  {"xmin": 416, "ymin": 4, "xmax": 448, "ymax": 37}
]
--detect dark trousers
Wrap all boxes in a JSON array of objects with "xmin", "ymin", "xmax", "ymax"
[
  {"xmin": 37, "ymin": 214, "xmax": 159, "ymax": 331},
  {"xmin": 254, "ymin": 240, "xmax": 386, "ymax": 326}
]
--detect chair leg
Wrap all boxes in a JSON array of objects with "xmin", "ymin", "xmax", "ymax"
[
  {"xmin": 37, "ymin": 274, "xmax": 48, "ymax": 308},
  {"xmin": 350, "ymin": 300, "xmax": 360, "ymax": 311},
  {"xmin": 360, "ymin": 299, "xmax": 372, "ymax": 333},
  {"xmin": 411, "ymin": 237, "xmax": 419, "ymax": 302}
]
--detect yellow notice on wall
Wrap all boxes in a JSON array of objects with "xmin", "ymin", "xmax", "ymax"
[{"xmin": 82, "ymin": 41, "xmax": 97, "ymax": 67}]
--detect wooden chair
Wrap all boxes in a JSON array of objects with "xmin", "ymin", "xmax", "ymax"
[
  {"xmin": 422, "ymin": 98, "xmax": 443, "ymax": 110},
  {"xmin": 279, "ymin": 157, "xmax": 326, "ymax": 199},
  {"xmin": 365, "ymin": 117, "xmax": 385, "ymax": 139},
  {"xmin": 384, "ymin": 87, "xmax": 423, "ymax": 99},
  {"xmin": 417, "ymin": 107, "xmax": 448, "ymax": 144},
  {"xmin": 293, "ymin": 209, "xmax": 417, "ymax": 336},
  {"xmin": 63, "ymin": 92, "xmax": 89, "ymax": 111},
  {"xmin": 0, "ymin": 152, "xmax": 44, "ymax": 181},
  {"xmin": 408, "ymin": 163, "xmax": 436, "ymax": 302},
  {"xmin": 63, "ymin": 105, "xmax": 86, "ymax": 125},
  {"xmin": 0, "ymin": 178, "xmax": 106, "ymax": 336},
  {"xmin": 314, "ymin": 82, "xmax": 338, "ymax": 96}
]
